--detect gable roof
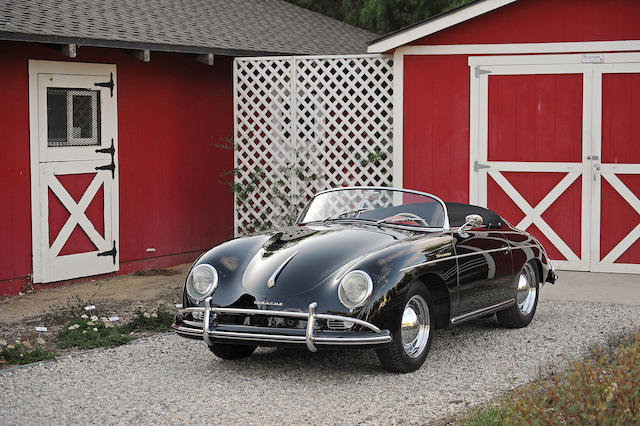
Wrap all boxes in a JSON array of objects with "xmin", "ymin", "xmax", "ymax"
[
  {"xmin": 0, "ymin": 0, "xmax": 376, "ymax": 56},
  {"xmin": 368, "ymin": 0, "xmax": 516, "ymax": 53}
]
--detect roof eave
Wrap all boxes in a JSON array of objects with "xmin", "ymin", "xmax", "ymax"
[
  {"xmin": 0, "ymin": 31, "xmax": 293, "ymax": 57},
  {"xmin": 367, "ymin": 0, "xmax": 517, "ymax": 53}
]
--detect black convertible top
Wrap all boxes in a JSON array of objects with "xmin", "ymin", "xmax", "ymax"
[{"xmin": 445, "ymin": 202, "xmax": 504, "ymax": 228}]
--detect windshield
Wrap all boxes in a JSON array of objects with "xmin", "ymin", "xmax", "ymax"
[{"xmin": 299, "ymin": 187, "xmax": 447, "ymax": 229}]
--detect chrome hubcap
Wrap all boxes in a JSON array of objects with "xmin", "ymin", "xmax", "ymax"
[
  {"xmin": 401, "ymin": 295, "xmax": 430, "ymax": 358},
  {"xmin": 516, "ymin": 263, "xmax": 537, "ymax": 316}
]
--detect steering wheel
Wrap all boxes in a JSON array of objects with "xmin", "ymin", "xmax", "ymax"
[{"xmin": 382, "ymin": 212, "xmax": 429, "ymax": 227}]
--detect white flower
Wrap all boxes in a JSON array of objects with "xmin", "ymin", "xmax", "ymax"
[
  {"xmin": 90, "ymin": 316, "xmax": 98, "ymax": 322},
  {"xmin": 92, "ymin": 327, "xmax": 98, "ymax": 332},
  {"xmin": 80, "ymin": 314, "xmax": 88, "ymax": 319},
  {"xmin": 0, "ymin": 339, "xmax": 6, "ymax": 346},
  {"xmin": 143, "ymin": 312, "xmax": 151, "ymax": 319},
  {"xmin": 104, "ymin": 322, "xmax": 114, "ymax": 328},
  {"xmin": 100, "ymin": 317, "xmax": 108, "ymax": 322},
  {"xmin": 22, "ymin": 341, "xmax": 33, "ymax": 349},
  {"xmin": 36, "ymin": 337, "xmax": 46, "ymax": 345},
  {"xmin": 82, "ymin": 330, "xmax": 87, "ymax": 334},
  {"xmin": 68, "ymin": 326, "xmax": 75, "ymax": 330},
  {"xmin": 150, "ymin": 312, "xmax": 158, "ymax": 318},
  {"xmin": 87, "ymin": 321, "xmax": 94, "ymax": 326},
  {"xmin": 7, "ymin": 344, "xmax": 14, "ymax": 349}
]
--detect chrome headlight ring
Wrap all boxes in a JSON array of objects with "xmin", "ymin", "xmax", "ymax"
[
  {"xmin": 338, "ymin": 270, "xmax": 373, "ymax": 309},
  {"xmin": 186, "ymin": 264, "xmax": 219, "ymax": 301}
]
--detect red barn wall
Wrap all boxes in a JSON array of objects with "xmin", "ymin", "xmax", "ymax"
[
  {"xmin": 402, "ymin": 0, "xmax": 640, "ymax": 201},
  {"xmin": 0, "ymin": 41, "xmax": 234, "ymax": 296},
  {"xmin": 412, "ymin": 0, "xmax": 640, "ymax": 45}
]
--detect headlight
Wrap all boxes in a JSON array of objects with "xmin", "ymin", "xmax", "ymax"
[
  {"xmin": 338, "ymin": 270, "xmax": 373, "ymax": 309},
  {"xmin": 186, "ymin": 264, "xmax": 218, "ymax": 301}
]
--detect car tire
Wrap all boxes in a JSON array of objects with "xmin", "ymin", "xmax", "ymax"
[
  {"xmin": 208, "ymin": 343, "xmax": 257, "ymax": 360},
  {"xmin": 376, "ymin": 284, "xmax": 434, "ymax": 373},
  {"xmin": 497, "ymin": 261, "xmax": 539, "ymax": 328}
]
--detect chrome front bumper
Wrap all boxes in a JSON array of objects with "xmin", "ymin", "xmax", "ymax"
[{"xmin": 172, "ymin": 297, "xmax": 391, "ymax": 352}]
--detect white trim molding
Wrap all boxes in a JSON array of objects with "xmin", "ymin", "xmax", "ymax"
[
  {"xmin": 395, "ymin": 40, "xmax": 640, "ymax": 56},
  {"xmin": 392, "ymin": 49, "xmax": 404, "ymax": 189},
  {"xmin": 368, "ymin": 0, "xmax": 516, "ymax": 53}
]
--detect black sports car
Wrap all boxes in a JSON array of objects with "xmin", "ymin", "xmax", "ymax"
[{"xmin": 173, "ymin": 187, "xmax": 557, "ymax": 373}]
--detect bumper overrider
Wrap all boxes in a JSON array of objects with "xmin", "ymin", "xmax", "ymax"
[{"xmin": 172, "ymin": 297, "xmax": 392, "ymax": 352}]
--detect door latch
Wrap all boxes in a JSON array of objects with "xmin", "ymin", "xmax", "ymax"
[
  {"xmin": 95, "ymin": 138, "xmax": 116, "ymax": 179},
  {"xmin": 593, "ymin": 163, "xmax": 600, "ymax": 181},
  {"xmin": 94, "ymin": 72, "xmax": 114, "ymax": 97},
  {"xmin": 97, "ymin": 240, "xmax": 117, "ymax": 264}
]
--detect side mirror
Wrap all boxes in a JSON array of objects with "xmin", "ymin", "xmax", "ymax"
[{"xmin": 458, "ymin": 214, "xmax": 483, "ymax": 238}]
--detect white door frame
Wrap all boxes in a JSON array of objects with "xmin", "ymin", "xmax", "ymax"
[
  {"xmin": 29, "ymin": 60, "xmax": 119, "ymax": 283},
  {"xmin": 469, "ymin": 52, "xmax": 640, "ymax": 272}
]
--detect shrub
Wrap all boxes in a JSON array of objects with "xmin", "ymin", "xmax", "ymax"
[
  {"xmin": 121, "ymin": 306, "xmax": 174, "ymax": 333},
  {"xmin": 0, "ymin": 341, "xmax": 57, "ymax": 365},
  {"xmin": 464, "ymin": 327, "xmax": 640, "ymax": 425},
  {"xmin": 57, "ymin": 319, "xmax": 132, "ymax": 350}
]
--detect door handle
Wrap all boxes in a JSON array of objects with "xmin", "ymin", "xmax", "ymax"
[{"xmin": 593, "ymin": 163, "xmax": 600, "ymax": 181}]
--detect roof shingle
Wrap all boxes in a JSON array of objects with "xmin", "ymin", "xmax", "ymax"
[{"xmin": 0, "ymin": 0, "xmax": 376, "ymax": 55}]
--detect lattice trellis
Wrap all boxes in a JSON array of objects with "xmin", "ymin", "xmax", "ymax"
[{"xmin": 234, "ymin": 54, "xmax": 394, "ymax": 235}]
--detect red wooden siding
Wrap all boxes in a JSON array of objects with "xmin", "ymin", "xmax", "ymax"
[
  {"xmin": 403, "ymin": 55, "xmax": 470, "ymax": 202},
  {"xmin": 0, "ymin": 41, "xmax": 234, "ymax": 295},
  {"xmin": 487, "ymin": 74, "xmax": 583, "ymax": 163},
  {"xmin": 412, "ymin": 0, "xmax": 640, "ymax": 45}
]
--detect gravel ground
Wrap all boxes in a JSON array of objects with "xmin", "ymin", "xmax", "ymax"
[{"xmin": 1, "ymin": 300, "xmax": 639, "ymax": 425}]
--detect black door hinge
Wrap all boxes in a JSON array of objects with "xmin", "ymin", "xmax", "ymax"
[
  {"xmin": 94, "ymin": 72, "xmax": 114, "ymax": 97},
  {"xmin": 97, "ymin": 240, "xmax": 117, "ymax": 264},
  {"xmin": 95, "ymin": 138, "xmax": 116, "ymax": 179}
]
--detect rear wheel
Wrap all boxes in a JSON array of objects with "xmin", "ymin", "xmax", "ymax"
[
  {"xmin": 497, "ymin": 262, "xmax": 539, "ymax": 328},
  {"xmin": 376, "ymin": 284, "xmax": 434, "ymax": 373},
  {"xmin": 208, "ymin": 342, "xmax": 257, "ymax": 360}
]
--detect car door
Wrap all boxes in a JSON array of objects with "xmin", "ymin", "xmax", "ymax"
[{"xmin": 454, "ymin": 225, "xmax": 514, "ymax": 317}]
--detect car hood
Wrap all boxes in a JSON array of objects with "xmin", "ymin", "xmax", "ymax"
[{"xmin": 240, "ymin": 223, "xmax": 410, "ymax": 298}]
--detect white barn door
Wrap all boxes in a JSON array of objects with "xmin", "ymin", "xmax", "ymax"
[
  {"xmin": 29, "ymin": 61, "xmax": 119, "ymax": 283},
  {"xmin": 470, "ymin": 53, "xmax": 640, "ymax": 273},
  {"xmin": 591, "ymin": 62, "xmax": 640, "ymax": 273}
]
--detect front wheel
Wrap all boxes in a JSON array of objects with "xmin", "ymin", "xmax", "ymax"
[
  {"xmin": 497, "ymin": 261, "xmax": 539, "ymax": 328},
  {"xmin": 209, "ymin": 342, "xmax": 257, "ymax": 360},
  {"xmin": 376, "ymin": 285, "xmax": 434, "ymax": 373}
]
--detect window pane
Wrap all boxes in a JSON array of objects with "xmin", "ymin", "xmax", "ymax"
[
  {"xmin": 47, "ymin": 88, "xmax": 101, "ymax": 147},
  {"xmin": 72, "ymin": 94, "xmax": 93, "ymax": 139},
  {"xmin": 47, "ymin": 89, "xmax": 68, "ymax": 147}
]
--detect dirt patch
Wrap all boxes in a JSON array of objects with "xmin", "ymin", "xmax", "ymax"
[{"xmin": 0, "ymin": 263, "xmax": 189, "ymax": 367}]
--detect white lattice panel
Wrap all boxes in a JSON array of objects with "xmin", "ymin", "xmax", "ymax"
[{"xmin": 234, "ymin": 54, "xmax": 394, "ymax": 235}]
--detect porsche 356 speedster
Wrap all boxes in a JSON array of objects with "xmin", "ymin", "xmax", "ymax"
[{"xmin": 173, "ymin": 186, "xmax": 557, "ymax": 373}]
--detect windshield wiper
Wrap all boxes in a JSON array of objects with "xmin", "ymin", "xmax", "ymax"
[{"xmin": 336, "ymin": 208, "xmax": 370, "ymax": 219}]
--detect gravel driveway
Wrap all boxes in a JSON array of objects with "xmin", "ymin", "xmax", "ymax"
[{"xmin": 2, "ymin": 300, "xmax": 639, "ymax": 425}]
